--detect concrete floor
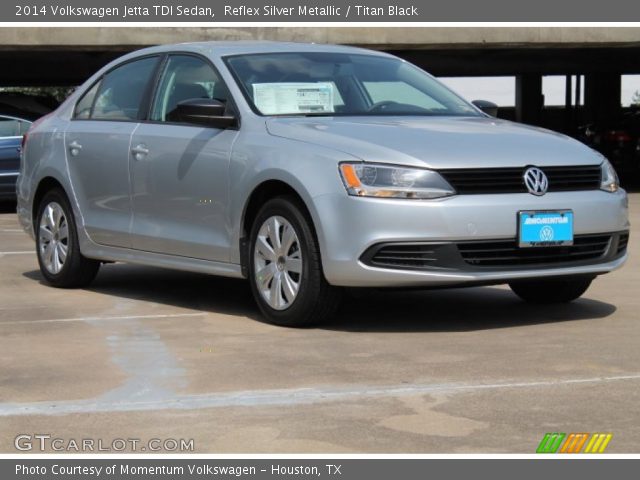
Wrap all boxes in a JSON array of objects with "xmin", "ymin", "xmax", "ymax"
[{"xmin": 0, "ymin": 195, "xmax": 638, "ymax": 453}]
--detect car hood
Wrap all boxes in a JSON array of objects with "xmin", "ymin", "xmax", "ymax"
[{"xmin": 265, "ymin": 116, "xmax": 602, "ymax": 169}]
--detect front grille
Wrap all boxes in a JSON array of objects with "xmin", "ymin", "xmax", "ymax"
[
  {"xmin": 617, "ymin": 232, "xmax": 629, "ymax": 254},
  {"xmin": 368, "ymin": 244, "xmax": 439, "ymax": 269},
  {"xmin": 458, "ymin": 234, "xmax": 611, "ymax": 267},
  {"xmin": 439, "ymin": 165, "xmax": 601, "ymax": 194}
]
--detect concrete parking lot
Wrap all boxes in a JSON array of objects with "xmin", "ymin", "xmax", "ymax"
[{"xmin": 0, "ymin": 195, "xmax": 638, "ymax": 453}]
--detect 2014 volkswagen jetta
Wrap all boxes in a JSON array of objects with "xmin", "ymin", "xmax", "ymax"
[{"xmin": 17, "ymin": 42, "xmax": 629, "ymax": 326}]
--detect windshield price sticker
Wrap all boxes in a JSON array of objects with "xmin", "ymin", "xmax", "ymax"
[{"xmin": 253, "ymin": 83, "xmax": 335, "ymax": 115}]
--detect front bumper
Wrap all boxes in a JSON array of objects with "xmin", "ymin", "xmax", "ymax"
[{"xmin": 314, "ymin": 189, "xmax": 629, "ymax": 287}]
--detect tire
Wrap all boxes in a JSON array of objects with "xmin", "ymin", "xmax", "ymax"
[
  {"xmin": 509, "ymin": 276, "xmax": 594, "ymax": 304},
  {"xmin": 248, "ymin": 196, "xmax": 342, "ymax": 327},
  {"xmin": 35, "ymin": 188, "xmax": 100, "ymax": 288}
]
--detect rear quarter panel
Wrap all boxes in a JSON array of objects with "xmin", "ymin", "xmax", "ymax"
[{"xmin": 17, "ymin": 114, "xmax": 76, "ymax": 237}]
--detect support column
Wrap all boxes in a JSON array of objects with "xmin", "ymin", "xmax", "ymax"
[
  {"xmin": 565, "ymin": 75, "xmax": 573, "ymax": 132},
  {"xmin": 584, "ymin": 73, "xmax": 621, "ymax": 125},
  {"xmin": 515, "ymin": 74, "xmax": 543, "ymax": 126}
]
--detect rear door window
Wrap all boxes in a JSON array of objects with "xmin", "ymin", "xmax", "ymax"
[
  {"xmin": 74, "ymin": 82, "xmax": 100, "ymax": 119},
  {"xmin": 89, "ymin": 56, "xmax": 158, "ymax": 121}
]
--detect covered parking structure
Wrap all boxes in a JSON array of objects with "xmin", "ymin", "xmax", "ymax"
[{"xmin": 2, "ymin": 27, "xmax": 640, "ymax": 180}]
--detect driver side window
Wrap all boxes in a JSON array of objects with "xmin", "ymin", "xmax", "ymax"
[{"xmin": 151, "ymin": 55, "xmax": 229, "ymax": 123}]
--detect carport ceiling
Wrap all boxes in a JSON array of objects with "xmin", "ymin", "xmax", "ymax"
[
  {"xmin": 0, "ymin": 49, "xmax": 128, "ymax": 86},
  {"xmin": 1, "ymin": 45, "xmax": 640, "ymax": 86},
  {"xmin": 391, "ymin": 46, "xmax": 640, "ymax": 76}
]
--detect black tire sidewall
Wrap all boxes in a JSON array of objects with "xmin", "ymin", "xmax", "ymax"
[
  {"xmin": 509, "ymin": 276, "xmax": 593, "ymax": 303},
  {"xmin": 248, "ymin": 197, "xmax": 323, "ymax": 326},
  {"xmin": 35, "ymin": 189, "xmax": 81, "ymax": 285}
]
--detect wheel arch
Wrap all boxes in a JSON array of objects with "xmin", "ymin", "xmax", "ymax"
[
  {"xmin": 31, "ymin": 176, "xmax": 67, "ymax": 235},
  {"xmin": 239, "ymin": 179, "xmax": 320, "ymax": 277}
]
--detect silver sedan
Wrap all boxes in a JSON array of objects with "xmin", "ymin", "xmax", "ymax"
[{"xmin": 17, "ymin": 42, "xmax": 629, "ymax": 326}]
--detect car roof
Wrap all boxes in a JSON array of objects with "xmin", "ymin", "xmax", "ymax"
[
  {"xmin": 115, "ymin": 41, "xmax": 392, "ymax": 62},
  {"xmin": 66, "ymin": 42, "xmax": 398, "ymax": 118}
]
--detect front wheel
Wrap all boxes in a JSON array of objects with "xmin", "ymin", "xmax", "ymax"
[
  {"xmin": 36, "ymin": 189, "xmax": 100, "ymax": 288},
  {"xmin": 248, "ymin": 196, "xmax": 342, "ymax": 327},
  {"xmin": 509, "ymin": 276, "xmax": 593, "ymax": 304}
]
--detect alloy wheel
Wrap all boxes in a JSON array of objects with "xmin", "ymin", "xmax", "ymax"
[
  {"xmin": 253, "ymin": 215, "xmax": 303, "ymax": 310},
  {"xmin": 38, "ymin": 202, "xmax": 69, "ymax": 274}
]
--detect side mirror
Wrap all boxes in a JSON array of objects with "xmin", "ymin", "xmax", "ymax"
[
  {"xmin": 171, "ymin": 98, "xmax": 237, "ymax": 128},
  {"xmin": 472, "ymin": 100, "xmax": 499, "ymax": 117}
]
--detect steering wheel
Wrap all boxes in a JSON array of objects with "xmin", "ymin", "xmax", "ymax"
[{"xmin": 367, "ymin": 101, "xmax": 400, "ymax": 113}]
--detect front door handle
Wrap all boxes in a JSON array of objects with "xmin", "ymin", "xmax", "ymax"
[
  {"xmin": 68, "ymin": 141, "xmax": 82, "ymax": 157},
  {"xmin": 131, "ymin": 144, "xmax": 149, "ymax": 160}
]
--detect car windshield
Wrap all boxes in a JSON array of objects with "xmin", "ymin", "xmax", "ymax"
[{"xmin": 225, "ymin": 52, "xmax": 480, "ymax": 117}]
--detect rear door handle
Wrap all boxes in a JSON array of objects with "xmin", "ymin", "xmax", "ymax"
[
  {"xmin": 131, "ymin": 144, "xmax": 149, "ymax": 160},
  {"xmin": 68, "ymin": 141, "xmax": 82, "ymax": 157}
]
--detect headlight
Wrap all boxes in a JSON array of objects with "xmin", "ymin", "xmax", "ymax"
[
  {"xmin": 600, "ymin": 159, "xmax": 620, "ymax": 193},
  {"xmin": 339, "ymin": 163, "xmax": 456, "ymax": 199}
]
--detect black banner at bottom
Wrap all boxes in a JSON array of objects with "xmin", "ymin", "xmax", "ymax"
[{"xmin": 3, "ymin": 459, "xmax": 638, "ymax": 480}]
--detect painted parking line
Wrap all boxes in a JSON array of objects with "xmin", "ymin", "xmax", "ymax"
[
  {"xmin": 0, "ymin": 312, "xmax": 205, "ymax": 326},
  {"xmin": 0, "ymin": 229, "xmax": 25, "ymax": 233},
  {"xmin": 0, "ymin": 251, "xmax": 33, "ymax": 258},
  {"xmin": 1, "ymin": 373, "xmax": 639, "ymax": 417}
]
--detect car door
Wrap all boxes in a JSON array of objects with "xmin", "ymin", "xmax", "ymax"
[
  {"xmin": 65, "ymin": 55, "xmax": 159, "ymax": 247},
  {"xmin": 129, "ymin": 54, "xmax": 238, "ymax": 261},
  {"xmin": 0, "ymin": 115, "xmax": 29, "ymax": 198}
]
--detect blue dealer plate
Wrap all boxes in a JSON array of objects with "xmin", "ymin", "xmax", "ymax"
[{"xmin": 518, "ymin": 210, "xmax": 574, "ymax": 247}]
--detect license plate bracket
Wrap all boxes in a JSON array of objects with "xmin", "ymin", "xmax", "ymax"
[{"xmin": 518, "ymin": 210, "xmax": 574, "ymax": 248}]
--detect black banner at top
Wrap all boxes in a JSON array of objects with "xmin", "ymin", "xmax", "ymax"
[{"xmin": 5, "ymin": 0, "xmax": 640, "ymax": 22}]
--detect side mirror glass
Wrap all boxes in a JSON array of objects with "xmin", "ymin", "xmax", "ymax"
[{"xmin": 472, "ymin": 100, "xmax": 499, "ymax": 117}]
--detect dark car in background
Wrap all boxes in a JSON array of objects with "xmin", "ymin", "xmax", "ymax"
[
  {"xmin": 578, "ymin": 109, "xmax": 640, "ymax": 178},
  {"xmin": 0, "ymin": 92, "xmax": 60, "ymax": 202},
  {"xmin": 0, "ymin": 113, "xmax": 32, "ymax": 201}
]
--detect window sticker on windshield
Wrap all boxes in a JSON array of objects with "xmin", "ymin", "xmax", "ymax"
[{"xmin": 253, "ymin": 83, "xmax": 335, "ymax": 115}]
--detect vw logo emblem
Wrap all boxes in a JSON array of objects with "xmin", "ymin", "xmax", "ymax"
[
  {"xmin": 523, "ymin": 167, "xmax": 549, "ymax": 196},
  {"xmin": 539, "ymin": 225, "xmax": 554, "ymax": 241}
]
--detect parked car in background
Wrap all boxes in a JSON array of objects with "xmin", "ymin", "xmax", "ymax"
[
  {"xmin": 0, "ymin": 92, "xmax": 58, "ymax": 202},
  {"xmin": 577, "ymin": 109, "xmax": 640, "ymax": 175},
  {"xmin": 0, "ymin": 113, "xmax": 33, "ymax": 201},
  {"xmin": 17, "ymin": 42, "xmax": 629, "ymax": 326}
]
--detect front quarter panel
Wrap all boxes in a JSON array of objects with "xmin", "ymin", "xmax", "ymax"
[{"xmin": 228, "ymin": 125, "xmax": 357, "ymax": 265}]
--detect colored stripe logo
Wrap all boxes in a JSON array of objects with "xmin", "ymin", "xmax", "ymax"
[
  {"xmin": 537, "ymin": 433, "xmax": 612, "ymax": 453},
  {"xmin": 584, "ymin": 433, "xmax": 613, "ymax": 453}
]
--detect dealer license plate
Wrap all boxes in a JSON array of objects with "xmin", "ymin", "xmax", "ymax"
[{"xmin": 518, "ymin": 210, "xmax": 574, "ymax": 247}]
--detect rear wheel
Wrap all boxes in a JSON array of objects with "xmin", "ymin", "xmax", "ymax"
[
  {"xmin": 509, "ymin": 276, "xmax": 593, "ymax": 304},
  {"xmin": 36, "ymin": 189, "xmax": 100, "ymax": 288},
  {"xmin": 248, "ymin": 196, "xmax": 342, "ymax": 327}
]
